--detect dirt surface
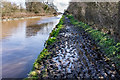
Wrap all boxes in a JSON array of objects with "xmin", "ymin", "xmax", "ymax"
[{"xmin": 36, "ymin": 17, "xmax": 120, "ymax": 79}]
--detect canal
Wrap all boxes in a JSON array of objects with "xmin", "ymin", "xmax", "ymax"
[{"xmin": 1, "ymin": 15, "xmax": 61, "ymax": 78}]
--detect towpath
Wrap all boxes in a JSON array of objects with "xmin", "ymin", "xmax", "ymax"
[{"xmin": 36, "ymin": 17, "xmax": 120, "ymax": 79}]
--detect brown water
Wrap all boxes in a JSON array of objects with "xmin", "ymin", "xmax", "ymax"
[{"xmin": 1, "ymin": 15, "xmax": 61, "ymax": 78}]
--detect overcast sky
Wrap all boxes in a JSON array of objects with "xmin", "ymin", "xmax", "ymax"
[{"xmin": 5, "ymin": 0, "xmax": 70, "ymax": 12}]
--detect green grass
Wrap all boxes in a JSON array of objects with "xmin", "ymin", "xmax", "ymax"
[
  {"xmin": 56, "ymin": 15, "xmax": 65, "ymax": 26},
  {"xmin": 46, "ymin": 15, "xmax": 64, "ymax": 46},
  {"xmin": 32, "ymin": 48, "xmax": 51, "ymax": 70},
  {"xmin": 29, "ymin": 71, "xmax": 38, "ymax": 77},
  {"xmin": 66, "ymin": 14, "xmax": 120, "ymax": 71},
  {"xmin": 50, "ymin": 25, "xmax": 63, "ymax": 37},
  {"xmin": 46, "ymin": 37, "xmax": 56, "ymax": 45},
  {"xmin": 25, "ymin": 48, "xmax": 51, "ymax": 79},
  {"xmin": 24, "ymin": 77, "xmax": 38, "ymax": 80},
  {"xmin": 24, "ymin": 71, "xmax": 38, "ymax": 80},
  {"xmin": 66, "ymin": 14, "xmax": 79, "ymax": 25}
]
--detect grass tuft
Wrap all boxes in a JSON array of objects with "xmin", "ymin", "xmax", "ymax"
[
  {"xmin": 46, "ymin": 37, "xmax": 56, "ymax": 45},
  {"xmin": 29, "ymin": 71, "xmax": 38, "ymax": 77}
]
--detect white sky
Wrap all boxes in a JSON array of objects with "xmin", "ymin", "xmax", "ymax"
[{"xmin": 4, "ymin": 0, "xmax": 70, "ymax": 12}]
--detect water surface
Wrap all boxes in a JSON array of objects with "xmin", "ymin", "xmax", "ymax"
[{"xmin": 1, "ymin": 15, "xmax": 61, "ymax": 78}]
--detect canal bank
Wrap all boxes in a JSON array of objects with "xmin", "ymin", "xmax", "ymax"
[
  {"xmin": 26, "ymin": 14, "xmax": 120, "ymax": 79},
  {"xmin": 1, "ymin": 15, "xmax": 56, "ymax": 22}
]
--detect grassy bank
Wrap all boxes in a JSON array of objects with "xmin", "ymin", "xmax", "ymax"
[
  {"xmin": 25, "ymin": 15, "xmax": 65, "ymax": 79},
  {"xmin": 66, "ymin": 14, "xmax": 120, "ymax": 71}
]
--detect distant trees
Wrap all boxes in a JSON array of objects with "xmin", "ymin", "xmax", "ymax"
[
  {"xmin": 1, "ymin": 1, "xmax": 25, "ymax": 16},
  {"xmin": 1, "ymin": 1, "xmax": 57, "ymax": 18},
  {"xmin": 25, "ymin": 2, "xmax": 57, "ymax": 14}
]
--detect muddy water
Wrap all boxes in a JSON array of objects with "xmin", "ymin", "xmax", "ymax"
[{"xmin": 1, "ymin": 15, "xmax": 61, "ymax": 78}]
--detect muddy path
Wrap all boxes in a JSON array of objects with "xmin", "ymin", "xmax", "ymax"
[{"xmin": 35, "ymin": 17, "xmax": 120, "ymax": 79}]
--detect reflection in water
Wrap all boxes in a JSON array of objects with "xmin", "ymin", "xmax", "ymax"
[
  {"xmin": 26, "ymin": 22, "xmax": 53, "ymax": 37},
  {"xmin": 2, "ymin": 15, "xmax": 61, "ymax": 78},
  {"xmin": 2, "ymin": 18, "xmax": 42, "ymax": 39}
]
